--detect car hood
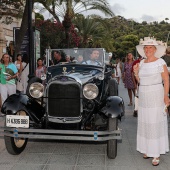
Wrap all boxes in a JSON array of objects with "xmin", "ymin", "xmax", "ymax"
[
  {"xmin": 47, "ymin": 64, "xmax": 104, "ymax": 85},
  {"xmin": 64, "ymin": 72, "xmax": 102, "ymax": 85}
]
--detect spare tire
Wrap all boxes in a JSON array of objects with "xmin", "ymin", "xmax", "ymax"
[{"xmin": 108, "ymin": 78, "xmax": 118, "ymax": 96}]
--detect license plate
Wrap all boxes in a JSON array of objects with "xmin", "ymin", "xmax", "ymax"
[{"xmin": 6, "ymin": 115, "xmax": 29, "ymax": 128}]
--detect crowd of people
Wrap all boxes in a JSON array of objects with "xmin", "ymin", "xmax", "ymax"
[
  {"xmin": 0, "ymin": 53, "xmax": 29, "ymax": 106},
  {"xmin": 51, "ymin": 49, "xmax": 102, "ymax": 65}
]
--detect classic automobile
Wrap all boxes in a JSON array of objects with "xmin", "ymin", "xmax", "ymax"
[{"xmin": 0, "ymin": 48, "xmax": 124, "ymax": 159}]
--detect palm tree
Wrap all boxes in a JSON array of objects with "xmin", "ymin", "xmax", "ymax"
[
  {"xmin": 35, "ymin": 0, "xmax": 114, "ymax": 47},
  {"xmin": 73, "ymin": 14, "xmax": 115, "ymax": 51},
  {"xmin": 35, "ymin": 0, "xmax": 114, "ymax": 23}
]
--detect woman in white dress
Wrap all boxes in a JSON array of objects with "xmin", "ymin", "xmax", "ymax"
[
  {"xmin": 133, "ymin": 38, "xmax": 169, "ymax": 166},
  {"xmin": 114, "ymin": 57, "xmax": 122, "ymax": 84},
  {"xmin": 20, "ymin": 54, "xmax": 29, "ymax": 94}
]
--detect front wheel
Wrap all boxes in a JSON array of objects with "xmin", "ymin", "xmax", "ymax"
[
  {"xmin": 4, "ymin": 111, "xmax": 28, "ymax": 155},
  {"xmin": 107, "ymin": 117, "xmax": 118, "ymax": 159}
]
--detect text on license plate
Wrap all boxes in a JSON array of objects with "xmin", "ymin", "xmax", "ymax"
[{"xmin": 6, "ymin": 115, "xmax": 29, "ymax": 128}]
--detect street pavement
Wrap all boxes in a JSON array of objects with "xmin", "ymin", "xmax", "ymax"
[{"xmin": 0, "ymin": 81, "xmax": 170, "ymax": 170}]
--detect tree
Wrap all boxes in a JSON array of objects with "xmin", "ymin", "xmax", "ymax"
[
  {"xmin": 142, "ymin": 21, "xmax": 147, "ymax": 25},
  {"xmin": 35, "ymin": 0, "xmax": 114, "ymax": 47},
  {"xmin": 165, "ymin": 18, "xmax": 169, "ymax": 23},
  {"xmin": 0, "ymin": 0, "xmax": 25, "ymax": 24},
  {"xmin": 73, "ymin": 14, "xmax": 114, "ymax": 51},
  {"xmin": 35, "ymin": 19, "xmax": 81, "ymax": 53},
  {"xmin": 35, "ymin": 12, "xmax": 44, "ymax": 20},
  {"xmin": 1, "ymin": 0, "xmax": 114, "ymax": 55},
  {"xmin": 35, "ymin": 0, "xmax": 114, "ymax": 23},
  {"xmin": 0, "ymin": 0, "xmax": 30, "ymax": 57},
  {"xmin": 34, "ymin": 0, "xmax": 61, "ymax": 23},
  {"xmin": 15, "ymin": 0, "xmax": 30, "ymax": 57}
]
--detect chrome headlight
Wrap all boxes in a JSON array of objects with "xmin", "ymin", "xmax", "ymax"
[
  {"xmin": 83, "ymin": 83, "xmax": 99, "ymax": 99},
  {"xmin": 29, "ymin": 82, "xmax": 44, "ymax": 98}
]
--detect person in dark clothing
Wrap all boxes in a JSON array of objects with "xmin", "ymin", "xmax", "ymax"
[
  {"xmin": 131, "ymin": 55, "xmax": 143, "ymax": 117},
  {"xmin": 42, "ymin": 54, "xmax": 53, "ymax": 66},
  {"xmin": 53, "ymin": 51, "xmax": 66, "ymax": 65},
  {"xmin": 162, "ymin": 46, "xmax": 170, "ymax": 70}
]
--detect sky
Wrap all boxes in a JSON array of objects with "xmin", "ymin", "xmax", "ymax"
[
  {"xmin": 42, "ymin": 0, "xmax": 170, "ymax": 23},
  {"xmin": 105, "ymin": 0, "xmax": 170, "ymax": 22}
]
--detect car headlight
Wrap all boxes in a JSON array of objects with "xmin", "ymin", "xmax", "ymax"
[
  {"xmin": 83, "ymin": 83, "xmax": 99, "ymax": 99},
  {"xmin": 29, "ymin": 82, "xmax": 44, "ymax": 98}
]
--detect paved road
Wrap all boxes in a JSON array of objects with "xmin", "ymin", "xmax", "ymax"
[{"xmin": 0, "ymin": 81, "xmax": 170, "ymax": 170}]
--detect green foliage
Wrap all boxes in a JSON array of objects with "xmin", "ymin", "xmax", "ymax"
[
  {"xmin": 35, "ymin": 12, "xmax": 44, "ymax": 20},
  {"xmin": 35, "ymin": 19, "xmax": 81, "ymax": 54},
  {"xmin": 72, "ymin": 15, "xmax": 115, "ymax": 51},
  {"xmin": 107, "ymin": 16, "xmax": 170, "ymax": 57}
]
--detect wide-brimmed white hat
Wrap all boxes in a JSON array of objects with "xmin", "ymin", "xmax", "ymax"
[{"xmin": 136, "ymin": 37, "xmax": 166, "ymax": 58}]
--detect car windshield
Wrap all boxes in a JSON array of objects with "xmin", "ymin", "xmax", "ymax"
[{"xmin": 46, "ymin": 48, "xmax": 105, "ymax": 67}]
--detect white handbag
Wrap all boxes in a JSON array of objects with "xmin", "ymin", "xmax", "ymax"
[
  {"xmin": 16, "ymin": 64, "xmax": 28, "ymax": 92},
  {"xmin": 16, "ymin": 80, "xmax": 24, "ymax": 92},
  {"xmin": 134, "ymin": 95, "xmax": 138, "ymax": 111},
  {"xmin": 134, "ymin": 87, "xmax": 139, "ymax": 111}
]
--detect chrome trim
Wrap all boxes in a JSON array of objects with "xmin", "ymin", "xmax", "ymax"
[{"xmin": 48, "ymin": 116, "xmax": 82, "ymax": 123}]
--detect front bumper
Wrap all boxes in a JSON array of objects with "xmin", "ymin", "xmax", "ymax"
[{"xmin": 0, "ymin": 127, "xmax": 122, "ymax": 141}]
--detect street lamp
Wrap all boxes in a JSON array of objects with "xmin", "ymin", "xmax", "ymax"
[{"xmin": 27, "ymin": 0, "xmax": 34, "ymax": 78}]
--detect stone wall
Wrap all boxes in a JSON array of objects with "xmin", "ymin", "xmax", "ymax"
[
  {"xmin": 0, "ymin": 18, "xmax": 21, "ymax": 59},
  {"xmin": 0, "ymin": 25, "xmax": 7, "ymax": 59}
]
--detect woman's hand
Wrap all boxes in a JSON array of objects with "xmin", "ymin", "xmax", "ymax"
[
  {"xmin": 164, "ymin": 96, "xmax": 170, "ymax": 107},
  {"xmin": 6, "ymin": 76, "xmax": 12, "ymax": 81}
]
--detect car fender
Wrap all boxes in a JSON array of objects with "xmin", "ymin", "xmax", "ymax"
[
  {"xmin": 100, "ymin": 96, "xmax": 125, "ymax": 119},
  {"xmin": 1, "ymin": 93, "xmax": 45, "ymax": 123}
]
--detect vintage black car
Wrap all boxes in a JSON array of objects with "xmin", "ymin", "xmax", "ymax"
[{"xmin": 0, "ymin": 48, "xmax": 124, "ymax": 159}]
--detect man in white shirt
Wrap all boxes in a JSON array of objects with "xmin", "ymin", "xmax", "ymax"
[{"xmin": 83, "ymin": 49, "xmax": 101, "ymax": 66}]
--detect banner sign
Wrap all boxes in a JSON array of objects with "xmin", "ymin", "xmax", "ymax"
[{"xmin": 13, "ymin": 27, "xmax": 29, "ymax": 56}]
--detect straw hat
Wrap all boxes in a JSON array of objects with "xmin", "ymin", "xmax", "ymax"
[{"xmin": 136, "ymin": 37, "xmax": 166, "ymax": 58}]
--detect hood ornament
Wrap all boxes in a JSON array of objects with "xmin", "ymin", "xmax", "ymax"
[{"xmin": 63, "ymin": 67, "xmax": 67, "ymax": 75}]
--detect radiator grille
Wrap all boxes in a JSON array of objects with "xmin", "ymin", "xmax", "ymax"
[{"xmin": 48, "ymin": 82, "xmax": 80, "ymax": 117}]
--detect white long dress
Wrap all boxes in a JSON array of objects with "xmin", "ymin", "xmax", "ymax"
[
  {"xmin": 137, "ymin": 58, "xmax": 169, "ymax": 157},
  {"xmin": 115, "ymin": 62, "xmax": 121, "ymax": 78},
  {"xmin": 20, "ymin": 62, "xmax": 29, "ymax": 94}
]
